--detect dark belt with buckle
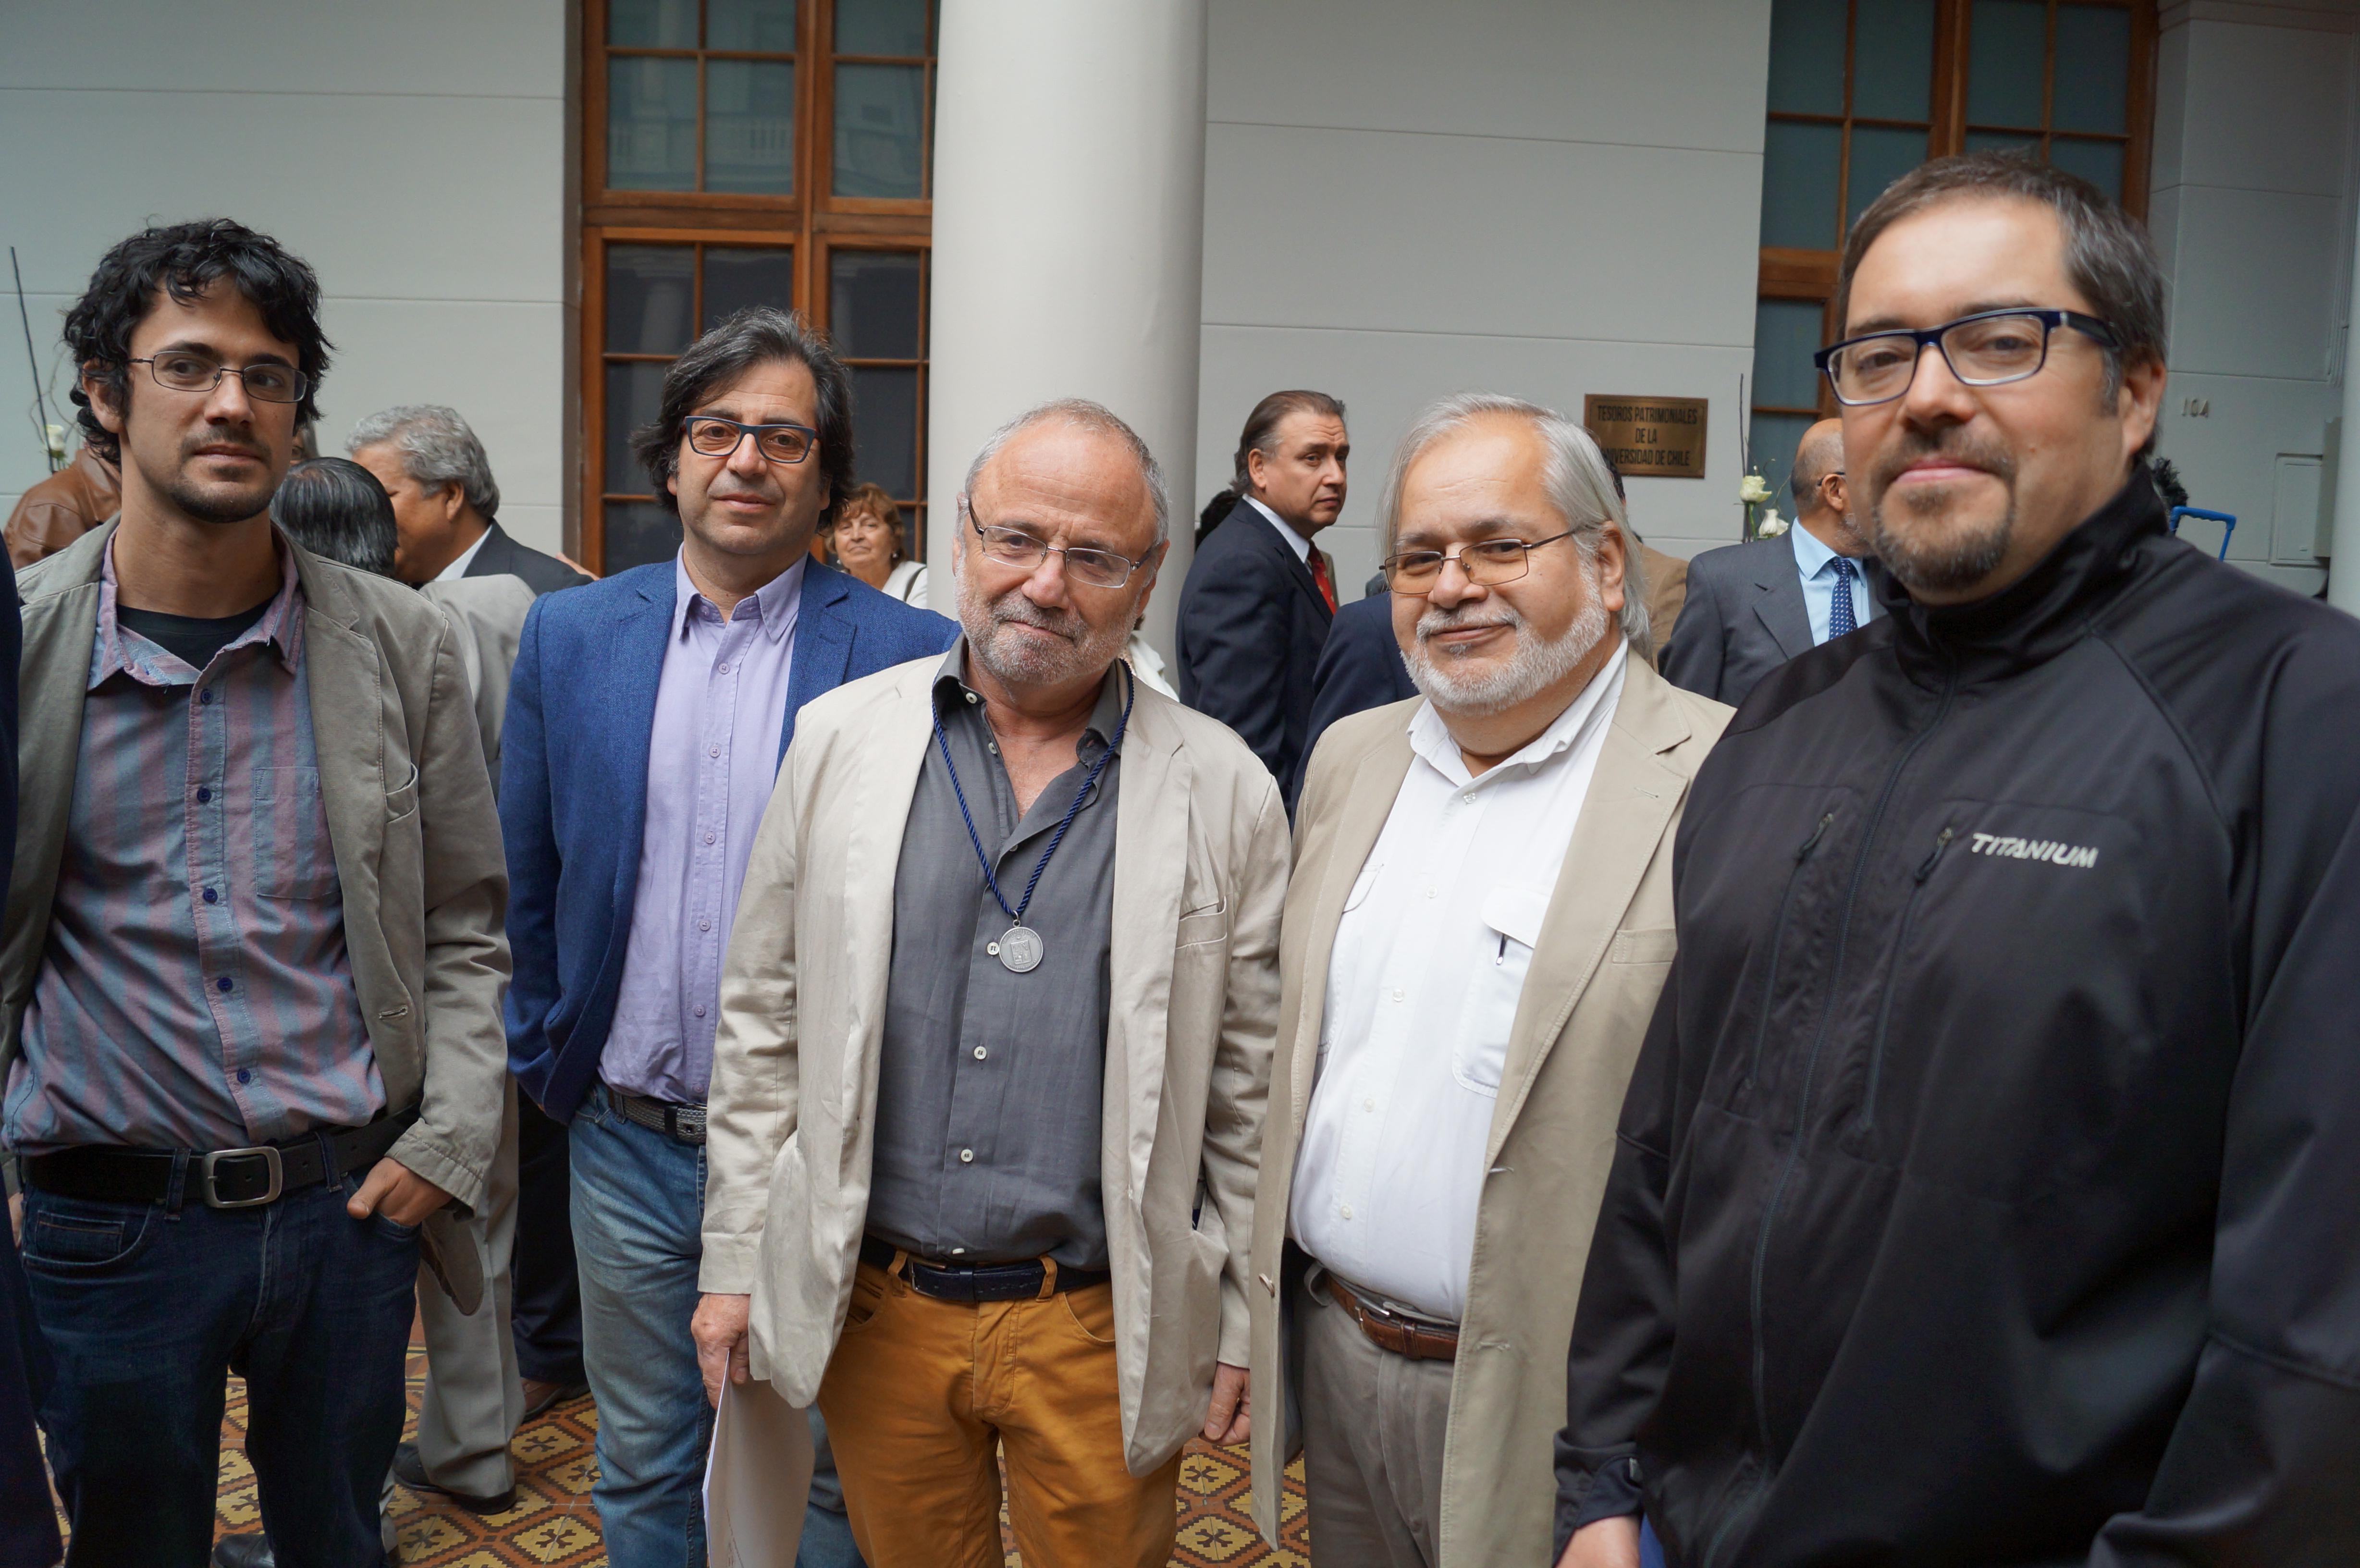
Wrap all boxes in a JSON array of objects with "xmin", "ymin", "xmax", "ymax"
[
  {"xmin": 1325, "ymin": 1274, "xmax": 1461, "ymax": 1362},
  {"xmin": 859, "ymin": 1234, "xmax": 1110, "ymax": 1302},
  {"xmin": 607, "ymin": 1085, "xmax": 706, "ymax": 1146},
  {"xmin": 23, "ymin": 1107, "xmax": 421, "ymax": 1211}
]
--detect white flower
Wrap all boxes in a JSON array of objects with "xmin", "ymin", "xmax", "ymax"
[
  {"xmin": 43, "ymin": 424, "xmax": 67, "ymax": 461},
  {"xmin": 1738, "ymin": 473, "xmax": 1772, "ymax": 504},
  {"xmin": 1757, "ymin": 510, "xmax": 1789, "ymax": 537}
]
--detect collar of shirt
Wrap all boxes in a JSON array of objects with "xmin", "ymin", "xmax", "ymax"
[
  {"xmin": 1790, "ymin": 514, "xmax": 1854, "ymax": 583},
  {"xmin": 1404, "ymin": 637, "xmax": 1630, "ymax": 792},
  {"xmin": 432, "ymin": 525, "xmax": 493, "ymax": 582},
  {"xmin": 92, "ymin": 532, "xmax": 304, "ymax": 690},
  {"xmin": 672, "ymin": 552, "xmax": 806, "ymax": 645},
  {"xmin": 932, "ymin": 637, "xmax": 1129, "ymax": 753},
  {"xmin": 1243, "ymin": 495, "xmax": 1315, "ymax": 564}
]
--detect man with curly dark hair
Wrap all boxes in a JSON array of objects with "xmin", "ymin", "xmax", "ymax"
[{"xmin": 5, "ymin": 220, "xmax": 509, "ymax": 1568}]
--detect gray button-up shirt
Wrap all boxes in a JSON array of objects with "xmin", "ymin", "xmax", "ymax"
[{"xmin": 865, "ymin": 644, "xmax": 1130, "ymax": 1269}]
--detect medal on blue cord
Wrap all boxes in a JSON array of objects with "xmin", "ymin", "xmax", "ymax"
[{"xmin": 933, "ymin": 666, "xmax": 1134, "ymax": 974}]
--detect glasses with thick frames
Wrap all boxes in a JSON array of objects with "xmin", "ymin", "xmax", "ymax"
[
  {"xmin": 1813, "ymin": 308, "xmax": 2119, "ymax": 407},
  {"xmin": 129, "ymin": 353, "xmax": 308, "ymax": 404},
  {"xmin": 965, "ymin": 505, "xmax": 1151, "ymax": 589},
  {"xmin": 1381, "ymin": 529, "xmax": 1578, "ymax": 595},
  {"xmin": 685, "ymin": 415, "xmax": 819, "ymax": 465}
]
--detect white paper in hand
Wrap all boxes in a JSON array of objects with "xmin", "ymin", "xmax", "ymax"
[{"xmin": 703, "ymin": 1376, "xmax": 814, "ymax": 1567}]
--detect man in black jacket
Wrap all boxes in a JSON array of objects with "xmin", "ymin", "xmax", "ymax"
[{"xmin": 1555, "ymin": 152, "xmax": 2360, "ymax": 1568}]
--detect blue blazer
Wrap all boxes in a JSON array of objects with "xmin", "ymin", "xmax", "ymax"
[{"xmin": 501, "ymin": 558, "xmax": 957, "ymax": 1118}]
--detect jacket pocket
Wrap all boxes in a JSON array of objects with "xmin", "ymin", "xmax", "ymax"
[
  {"xmin": 252, "ymin": 766, "xmax": 339, "ymax": 901},
  {"xmin": 385, "ymin": 761, "xmax": 420, "ymax": 822},
  {"xmin": 1177, "ymin": 899, "xmax": 1229, "ymax": 947},
  {"xmin": 1611, "ymin": 926, "xmax": 1678, "ymax": 966}
]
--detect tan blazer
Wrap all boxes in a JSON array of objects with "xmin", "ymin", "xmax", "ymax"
[
  {"xmin": 421, "ymin": 572, "xmax": 536, "ymax": 792},
  {"xmin": 3, "ymin": 524, "xmax": 512, "ymax": 1228},
  {"xmin": 1248, "ymin": 652, "xmax": 1730, "ymax": 1563},
  {"xmin": 701, "ymin": 654, "xmax": 1290, "ymax": 1474}
]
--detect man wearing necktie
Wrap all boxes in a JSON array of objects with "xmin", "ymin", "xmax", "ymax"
[
  {"xmin": 1176, "ymin": 391, "xmax": 1350, "ymax": 804},
  {"xmin": 1659, "ymin": 419, "xmax": 1879, "ymax": 706}
]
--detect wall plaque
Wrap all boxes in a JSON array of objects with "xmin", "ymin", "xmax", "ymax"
[{"xmin": 1583, "ymin": 394, "xmax": 1709, "ymax": 478}]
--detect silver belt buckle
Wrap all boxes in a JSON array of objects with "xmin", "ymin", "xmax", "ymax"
[{"xmin": 201, "ymin": 1146, "xmax": 284, "ymax": 1209}]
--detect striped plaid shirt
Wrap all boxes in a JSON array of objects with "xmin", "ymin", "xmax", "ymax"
[{"xmin": 3, "ymin": 539, "xmax": 383, "ymax": 1155}]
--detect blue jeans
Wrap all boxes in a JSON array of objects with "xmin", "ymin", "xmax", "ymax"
[
  {"xmin": 571, "ymin": 1084, "xmax": 862, "ymax": 1568},
  {"xmin": 21, "ymin": 1167, "xmax": 416, "ymax": 1568}
]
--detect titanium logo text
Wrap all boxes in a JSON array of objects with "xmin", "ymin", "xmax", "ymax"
[{"xmin": 1970, "ymin": 833, "xmax": 2099, "ymax": 869}]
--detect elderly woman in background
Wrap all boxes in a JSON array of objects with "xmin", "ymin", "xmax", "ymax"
[{"xmin": 829, "ymin": 482, "xmax": 928, "ymax": 607}]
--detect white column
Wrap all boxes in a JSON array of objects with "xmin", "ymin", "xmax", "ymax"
[
  {"xmin": 925, "ymin": 0, "xmax": 1209, "ymax": 656},
  {"xmin": 2333, "ymin": 196, "xmax": 2360, "ymax": 614}
]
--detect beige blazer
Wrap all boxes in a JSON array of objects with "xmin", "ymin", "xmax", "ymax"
[
  {"xmin": 4, "ymin": 524, "xmax": 512, "ymax": 1229},
  {"xmin": 1248, "ymin": 652, "xmax": 1730, "ymax": 1564},
  {"xmin": 421, "ymin": 572, "xmax": 536, "ymax": 792},
  {"xmin": 701, "ymin": 654, "xmax": 1290, "ymax": 1474}
]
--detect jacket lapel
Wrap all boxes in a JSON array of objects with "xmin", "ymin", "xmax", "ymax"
[
  {"xmin": 1107, "ymin": 681, "xmax": 1192, "ymax": 1209},
  {"xmin": 3, "ymin": 528, "xmax": 108, "ymax": 1014},
  {"xmin": 1484, "ymin": 659, "xmax": 1691, "ymax": 1164},
  {"xmin": 291, "ymin": 547, "xmax": 392, "ymax": 889},
  {"xmin": 839, "ymin": 665, "xmax": 940, "ymax": 1138},
  {"xmin": 601, "ymin": 575, "xmax": 677, "ymax": 925},
  {"xmin": 1752, "ymin": 533, "xmax": 1815, "ymax": 660},
  {"xmin": 782, "ymin": 563, "xmax": 855, "ymax": 763}
]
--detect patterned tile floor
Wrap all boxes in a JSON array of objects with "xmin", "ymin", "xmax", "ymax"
[{"xmin": 186, "ymin": 1334, "xmax": 1313, "ymax": 1566}]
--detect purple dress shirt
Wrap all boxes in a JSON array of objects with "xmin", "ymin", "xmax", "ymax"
[{"xmin": 601, "ymin": 555, "xmax": 803, "ymax": 1104}]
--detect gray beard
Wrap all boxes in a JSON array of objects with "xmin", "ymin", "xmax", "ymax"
[
  {"xmin": 1403, "ymin": 589, "xmax": 1610, "ymax": 718},
  {"xmin": 958, "ymin": 575, "xmax": 1132, "ymax": 691}
]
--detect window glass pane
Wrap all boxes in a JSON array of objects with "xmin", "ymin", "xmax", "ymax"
[
  {"xmin": 1964, "ymin": 128, "xmax": 2041, "ymax": 157},
  {"xmin": 605, "ymin": 500, "xmax": 686, "ymax": 573},
  {"xmin": 1753, "ymin": 299, "xmax": 1826, "ymax": 411},
  {"xmin": 836, "ymin": 0, "xmax": 929, "ymax": 56},
  {"xmin": 1765, "ymin": 0, "xmax": 1846, "ymax": 117},
  {"xmin": 605, "ymin": 362, "xmax": 672, "ymax": 492},
  {"xmin": 709, "ymin": 0, "xmax": 798, "ymax": 51},
  {"xmin": 2049, "ymin": 136, "xmax": 2125, "ymax": 201},
  {"xmin": 1846, "ymin": 125, "xmax": 1928, "ymax": 233},
  {"xmin": 2053, "ymin": 6, "xmax": 2130, "ymax": 134},
  {"xmin": 702, "ymin": 247, "xmax": 796, "ymax": 331},
  {"xmin": 1760, "ymin": 120, "xmax": 1843, "ymax": 250},
  {"xmin": 1968, "ymin": 0, "xmax": 2048, "ymax": 127},
  {"xmin": 707, "ymin": 60, "xmax": 797, "ymax": 194},
  {"xmin": 609, "ymin": 0, "xmax": 695, "ymax": 48},
  {"xmin": 1853, "ymin": 0, "xmax": 1937, "ymax": 122},
  {"xmin": 833, "ymin": 62, "xmax": 927, "ymax": 197},
  {"xmin": 606, "ymin": 245, "xmax": 695, "ymax": 355},
  {"xmin": 1748, "ymin": 411, "xmax": 1820, "ymax": 521},
  {"xmin": 607, "ymin": 57, "xmax": 698, "ymax": 190},
  {"xmin": 830, "ymin": 250, "xmax": 922, "ymax": 359},
  {"xmin": 849, "ymin": 366, "xmax": 919, "ymax": 497}
]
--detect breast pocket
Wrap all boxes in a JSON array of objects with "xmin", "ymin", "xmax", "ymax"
[
  {"xmin": 1453, "ymin": 884, "xmax": 1551, "ymax": 1096},
  {"xmin": 253, "ymin": 767, "xmax": 340, "ymax": 901}
]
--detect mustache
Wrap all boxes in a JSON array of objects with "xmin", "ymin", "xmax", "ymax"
[
  {"xmin": 991, "ymin": 594, "xmax": 1086, "ymax": 644},
  {"xmin": 1415, "ymin": 602, "xmax": 1522, "ymax": 643},
  {"xmin": 1870, "ymin": 428, "xmax": 2017, "ymax": 491},
  {"xmin": 183, "ymin": 430, "xmax": 267, "ymax": 462}
]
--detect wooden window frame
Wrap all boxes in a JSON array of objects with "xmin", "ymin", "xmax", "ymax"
[
  {"xmin": 1755, "ymin": 0, "xmax": 2156, "ymax": 430},
  {"xmin": 578, "ymin": 0, "xmax": 934, "ymax": 571}
]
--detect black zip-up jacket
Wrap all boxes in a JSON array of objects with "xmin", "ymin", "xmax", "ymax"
[{"xmin": 1553, "ymin": 473, "xmax": 2360, "ymax": 1566}]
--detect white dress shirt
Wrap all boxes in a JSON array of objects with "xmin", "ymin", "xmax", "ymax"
[
  {"xmin": 432, "ymin": 526, "xmax": 492, "ymax": 582},
  {"xmin": 1243, "ymin": 494, "xmax": 1314, "ymax": 563},
  {"xmin": 1291, "ymin": 640, "xmax": 1630, "ymax": 1322},
  {"xmin": 1791, "ymin": 520, "xmax": 1874, "ymax": 645}
]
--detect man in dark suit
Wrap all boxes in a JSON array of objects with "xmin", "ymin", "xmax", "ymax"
[
  {"xmin": 1176, "ymin": 391, "xmax": 1348, "ymax": 800},
  {"xmin": 1659, "ymin": 418, "xmax": 1877, "ymax": 706},
  {"xmin": 350, "ymin": 404, "xmax": 590, "ymax": 594},
  {"xmin": 1298, "ymin": 590, "xmax": 1414, "ymax": 807},
  {"xmin": 502, "ymin": 307, "xmax": 950, "ymax": 1566}
]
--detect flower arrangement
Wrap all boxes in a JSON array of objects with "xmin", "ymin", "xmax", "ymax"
[{"xmin": 1739, "ymin": 471, "xmax": 1787, "ymax": 540}]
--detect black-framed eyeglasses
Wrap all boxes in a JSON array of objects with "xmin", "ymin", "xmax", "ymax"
[
  {"xmin": 129, "ymin": 353, "xmax": 308, "ymax": 404},
  {"xmin": 1813, "ymin": 308, "xmax": 2118, "ymax": 407},
  {"xmin": 685, "ymin": 415, "xmax": 818, "ymax": 466},
  {"xmin": 965, "ymin": 503, "xmax": 1151, "ymax": 589},
  {"xmin": 1381, "ymin": 529, "xmax": 1577, "ymax": 595}
]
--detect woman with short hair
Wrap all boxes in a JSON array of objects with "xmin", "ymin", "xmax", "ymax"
[{"xmin": 830, "ymin": 482, "xmax": 927, "ymax": 607}]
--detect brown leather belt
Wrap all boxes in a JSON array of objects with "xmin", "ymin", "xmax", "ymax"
[{"xmin": 1326, "ymin": 1274, "xmax": 1460, "ymax": 1362}]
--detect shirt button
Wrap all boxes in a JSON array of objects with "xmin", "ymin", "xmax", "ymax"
[
  {"xmin": 199, "ymin": 689, "xmax": 214, "ymax": 705},
  {"xmin": 973, "ymin": 1046, "xmax": 987, "ymax": 1060},
  {"xmin": 986, "ymin": 942, "xmax": 1001, "ymax": 956},
  {"xmin": 235, "ymin": 1068, "xmax": 251, "ymax": 1084},
  {"xmin": 196, "ymin": 786, "xmax": 212, "ymax": 803},
  {"xmin": 202, "ymin": 888, "xmax": 218, "ymax": 904},
  {"xmin": 216, "ymin": 977, "xmax": 232, "ymax": 993},
  {"xmin": 965, "ymin": 692, "xmax": 977, "ymax": 705},
  {"xmin": 1463, "ymin": 794, "xmax": 1475, "ymax": 805},
  {"xmin": 959, "ymin": 1148, "xmax": 975, "ymax": 1164},
  {"xmin": 1390, "ymin": 987, "xmax": 1405, "ymax": 1004},
  {"xmin": 703, "ymin": 832, "xmax": 716, "ymax": 845},
  {"xmin": 1364, "ymin": 1098, "xmax": 1376, "ymax": 1111},
  {"xmin": 699, "ymin": 919, "xmax": 712, "ymax": 932},
  {"xmin": 694, "ymin": 1005, "xmax": 707, "ymax": 1018},
  {"xmin": 1340, "ymin": 1204, "xmax": 1353, "ymax": 1220},
  {"xmin": 716, "ymin": 662, "xmax": 730, "ymax": 674},
  {"xmin": 709, "ymin": 747, "xmax": 721, "ymax": 759}
]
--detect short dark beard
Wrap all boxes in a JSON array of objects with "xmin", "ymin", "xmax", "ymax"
[
  {"xmin": 141, "ymin": 423, "xmax": 278, "ymax": 527},
  {"xmin": 1866, "ymin": 430, "xmax": 2017, "ymax": 595}
]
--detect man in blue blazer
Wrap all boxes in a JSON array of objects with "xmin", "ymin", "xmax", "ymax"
[{"xmin": 502, "ymin": 307, "xmax": 952, "ymax": 1568}]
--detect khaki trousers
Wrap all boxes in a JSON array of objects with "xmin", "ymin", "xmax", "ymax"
[
  {"xmin": 412, "ymin": 1079, "xmax": 524, "ymax": 1495},
  {"xmin": 817, "ymin": 1261, "xmax": 1182, "ymax": 1568},
  {"xmin": 1298, "ymin": 1274, "xmax": 1454, "ymax": 1568}
]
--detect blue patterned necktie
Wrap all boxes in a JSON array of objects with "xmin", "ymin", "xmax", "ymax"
[{"xmin": 1827, "ymin": 555, "xmax": 1859, "ymax": 641}]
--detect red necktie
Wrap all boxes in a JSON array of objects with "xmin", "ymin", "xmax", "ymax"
[{"xmin": 1309, "ymin": 551, "xmax": 1338, "ymax": 613}]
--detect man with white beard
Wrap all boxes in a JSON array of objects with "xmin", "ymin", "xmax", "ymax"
[{"xmin": 1244, "ymin": 394, "xmax": 1732, "ymax": 1567}]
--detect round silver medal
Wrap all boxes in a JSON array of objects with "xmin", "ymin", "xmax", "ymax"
[{"xmin": 998, "ymin": 924, "xmax": 1045, "ymax": 973}]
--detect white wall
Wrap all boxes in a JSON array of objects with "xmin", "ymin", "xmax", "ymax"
[
  {"xmin": 1196, "ymin": 0, "xmax": 1775, "ymax": 595},
  {"xmin": 2148, "ymin": 0, "xmax": 2359, "ymax": 594},
  {"xmin": 0, "ymin": 0, "xmax": 575, "ymax": 557}
]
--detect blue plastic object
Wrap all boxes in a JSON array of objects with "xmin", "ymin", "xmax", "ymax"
[{"xmin": 2167, "ymin": 505, "xmax": 2237, "ymax": 561}]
